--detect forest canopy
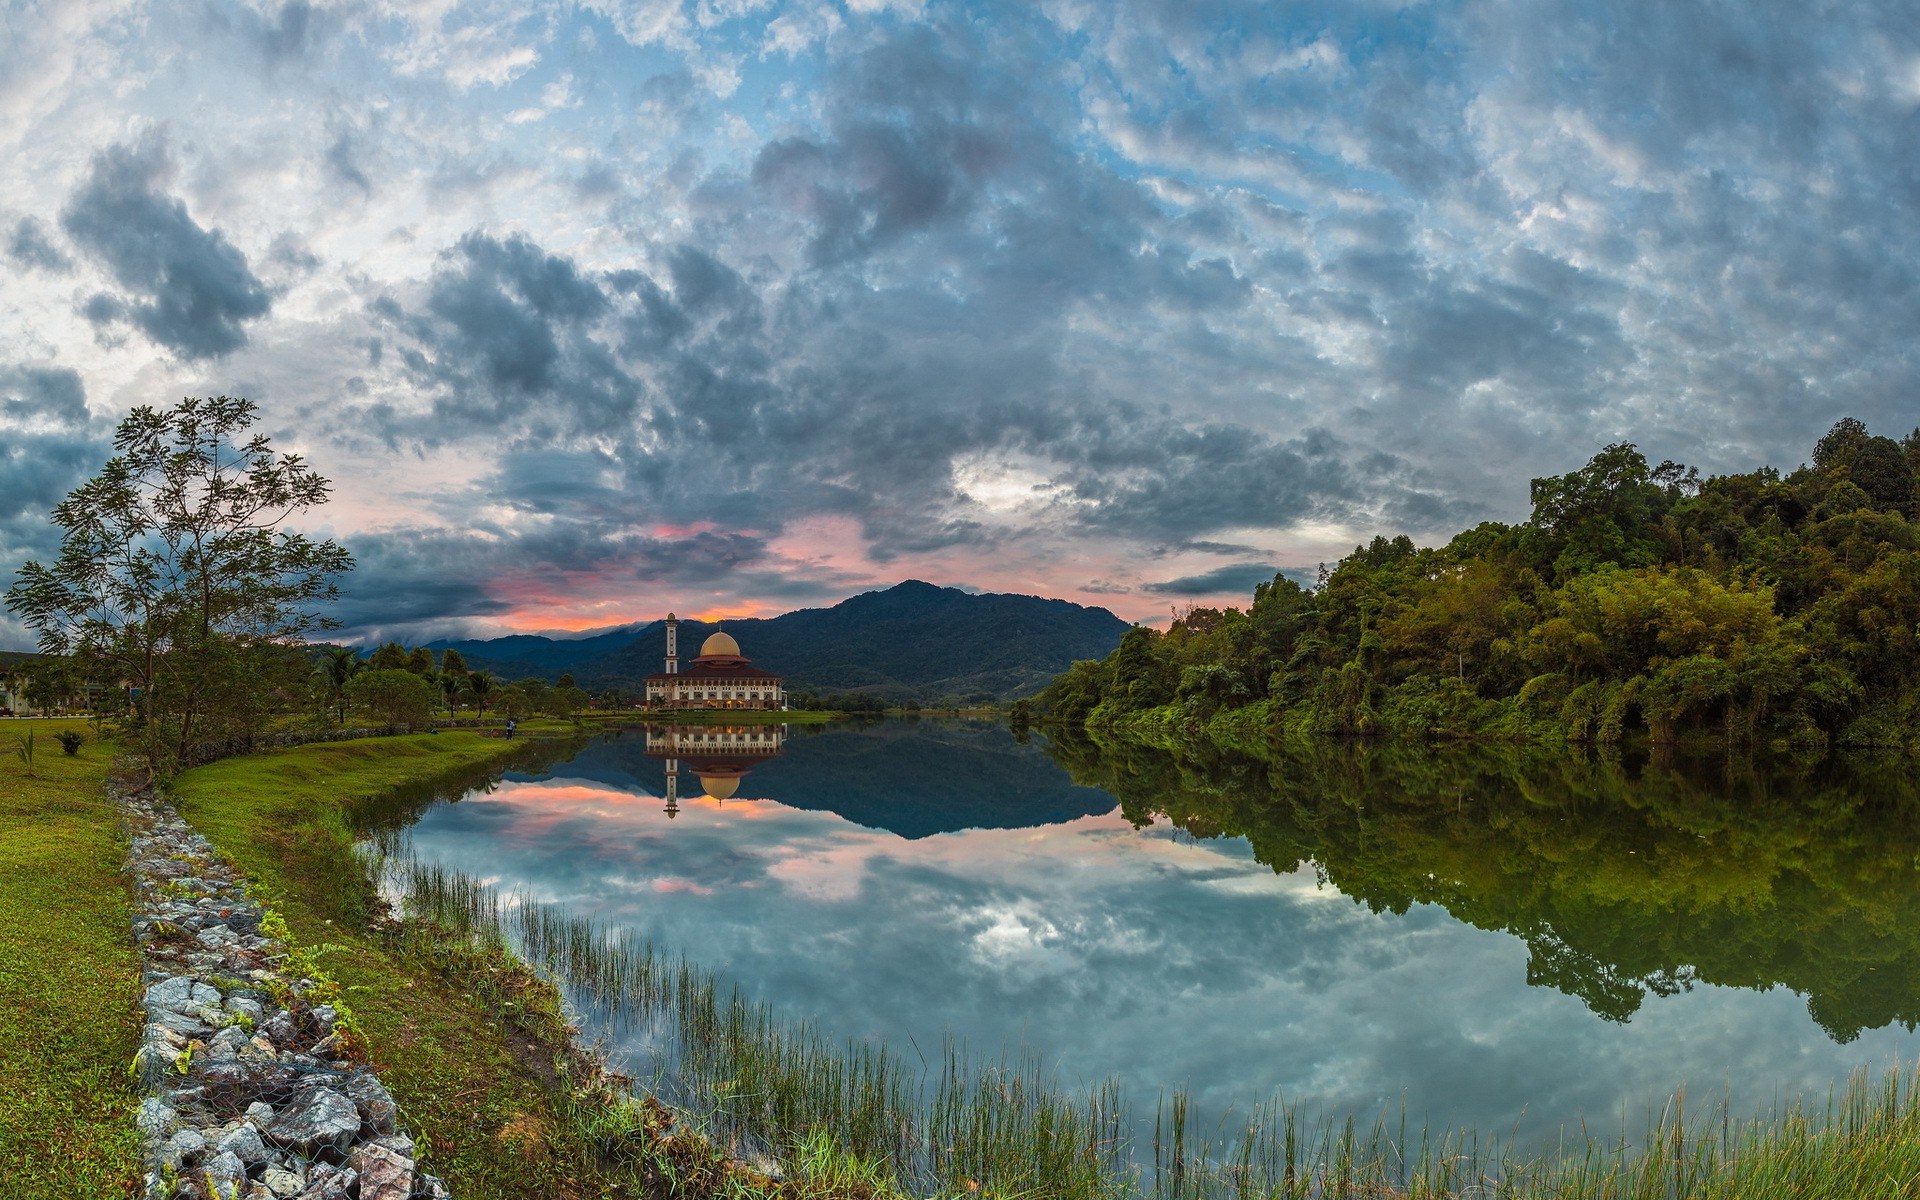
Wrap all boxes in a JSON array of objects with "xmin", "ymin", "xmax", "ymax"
[{"xmin": 1041, "ymin": 418, "xmax": 1920, "ymax": 749}]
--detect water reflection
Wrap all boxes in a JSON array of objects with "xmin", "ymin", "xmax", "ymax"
[
  {"xmin": 385, "ymin": 721, "xmax": 1920, "ymax": 1141},
  {"xmin": 1047, "ymin": 732, "xmax": 1920, "ymax": 1041},
  {"xmin": 645, "ymin": 722, "xmax": 788, "ymax": 813}
]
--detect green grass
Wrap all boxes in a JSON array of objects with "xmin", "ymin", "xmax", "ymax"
[
  {"xmin": 168, "ymin": 732, "xmax": 609, "ymax": 1198},
  {"xmin": 0, "ymin": 717, "xmax": 144, "ymax": 1199}
]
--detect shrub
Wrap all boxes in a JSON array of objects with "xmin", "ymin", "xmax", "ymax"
[
  {"xmin": 344, "ymin": 668, "xmax": 439, "ymax": 727},
  {"xmin": 56, "ymin": 729, "xmax": 85, "ymax": 756}
]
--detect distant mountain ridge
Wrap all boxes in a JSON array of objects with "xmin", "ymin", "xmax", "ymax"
[{"xmin": 421, "ymin": 580, "xmax": 1131, "ymax": 701}]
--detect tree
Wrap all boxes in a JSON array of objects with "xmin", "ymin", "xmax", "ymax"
[
  {"xmin": 368, "ymin": 641, "xmax": 407, "ymax": 670},
  {"xmin": 441, "ymin": 648, "xmax": 467, "ymax": 676},
  {"xmin": 404, "ymin": 646, "xmax": 436, "ymax": 674},
  {"xmin": 5, "ymin": 396, "xmax": 352, "ymax": 773},
  {"xmin": 466, "ymin": 671, "xmax": 494, "ymax": 716},
  {"xmin": 346, "ymin": 668, "xmax": 438, "ymax": 727},
  {"xmin": 317, "ymin": 645, "xmax": 362, "ymax": 723}
]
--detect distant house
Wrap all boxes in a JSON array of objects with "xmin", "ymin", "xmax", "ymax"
[
  {"xmin": 0, "ymin": 651, "xmax": 47, "ymax": 716},
  {"xmin": 643, "ymin": 615, "xmax": 787, "ymax": 710}
]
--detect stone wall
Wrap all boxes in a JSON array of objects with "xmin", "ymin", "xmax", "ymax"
[{"xmin": 119, "ymin": 777, "xmax": 449, "ymax": 1200}]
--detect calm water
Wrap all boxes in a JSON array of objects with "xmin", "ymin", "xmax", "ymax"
[{"xmin": 384, "ymin": 720, "xmax": 1920, "ymax": 1144}]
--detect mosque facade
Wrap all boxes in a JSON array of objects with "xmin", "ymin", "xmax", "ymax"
[{"xmin": 643, "ymin": 615, "xmax": 787, "ymax": 710}]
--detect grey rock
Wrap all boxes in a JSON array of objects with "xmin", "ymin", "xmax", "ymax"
[
  {"xmin": 245, "ymin": 1101, "xmax": 275, "ymax": 1129},
  {"xmin": 202, "ymin": 1149, "xmax": 247, "ymax": 1188},
  {"xmin": 210, "ymin": 1025, "xmax": 251, "ymax": 1053},
  {"xmin": 339, "ymin": 1073, "xmax": 399, "ymax": 1136},
  {"xmin": 226, "ymin": 996, "xmax": 265, "ymax": 1023},
  {"xmin": 148, "ymin": 1007, "xmax": 211, "ymax": 1036},
  {"xmin": 160, "ymin": 1127, "xmax": 207, "ymax": 1169},
  {"xmin": 260, "ymin": 1011, "xmax": 297, "ymax": 1045},
  {"xmin": 215, "ymin": 1121, "xmax": 270, "ymax": 1164},
  {"xmin": 417, "ymin": 1173, "xmax": 452, "ymax": 1200},
  {"xmin": 262, "ymin": 1166, "xmax": 305, "ymax": 1198},
  {"xmin": 347, "ymin": 1140, "xmax": 412, "ymax": 1200},
  {"xmin": 143, "ymin": 975, "xmax": 198, "ymax": 1011},
  {"xmin": 295, "ymin": 1164, "xmax": 357, "ymax": 1199},
  {"xmin": 136, "ymin": 1096, "xmax": 177, "ymax": 1136},
  {"xmin": 370, "ymin": 1133, "xmax": 414, "ymax": 1159},
  {"xmin": 144, "ymin": 1021, "xmax": 187, "ymax": 1047},
  {"xmin": 265, "ymin": 1086, "xmax": 360, "ymax": 1153}
]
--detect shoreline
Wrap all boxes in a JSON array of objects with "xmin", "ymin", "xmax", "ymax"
[{"xmin": 18, "ymin": 719, "xmax": 1918, "ymax": 1197}]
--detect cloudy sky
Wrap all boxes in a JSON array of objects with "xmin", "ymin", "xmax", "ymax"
[{"xmin": 3, "ymin": 0, "xmax": 1918, "ymax": 643}]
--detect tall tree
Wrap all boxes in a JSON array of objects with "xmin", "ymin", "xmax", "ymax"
[
  {"xmin": 441, "ymin": 647, "xmax": 467, "ymax": 675},
  {"xmin": 317, "ymin": 645, "xmax": 361, "ymax": 724},
  {"xmin": 404, "ymin": 645, "xmax": 435, "ymax": 674},
  {"xmin": 5, "ymin": 396, "xmax": 351, "ymax": 773}
]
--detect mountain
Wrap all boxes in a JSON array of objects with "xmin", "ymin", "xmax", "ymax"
[{"xmin": 422, "ymin": 580, "xmax": 1132, "ymax": 701}]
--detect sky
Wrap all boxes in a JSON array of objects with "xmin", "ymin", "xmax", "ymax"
[{"xmin": 3, "ymin": 0, "xmax": 1919, "ymax": 645}]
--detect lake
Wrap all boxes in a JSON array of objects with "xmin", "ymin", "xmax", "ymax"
[{"xmin": 377, "ymin": 719, "xmax": 1920, "ymax": 1151}]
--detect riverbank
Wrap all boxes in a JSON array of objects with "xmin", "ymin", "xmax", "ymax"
[
  {"xmin": 17, "ymin": 716, "xmax": 1920, "ymax": 1197},
  {"xmin": 166, "ymin": 726, "xmax": 904, "ymax": 1198}
]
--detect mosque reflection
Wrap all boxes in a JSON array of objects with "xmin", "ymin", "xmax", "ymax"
[{"xmin": 643, "ymin": 722, "xmax": 787, "ymax": 816}]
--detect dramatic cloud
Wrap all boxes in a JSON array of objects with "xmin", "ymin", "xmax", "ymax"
[
  {"xmin": 60, "ymin": 135, "xmax": 272, "ymax": 360},
  {"xmin": 1142, "ymin": 563, "xmax": 1283, "ymax": 598},
  {"xmin": 2, "ymin": 0, "xmax": 1917, "ymax": 639},
  {"xmin": 7, "ymin": 218, "xmax": 71, "ymax": 273}
]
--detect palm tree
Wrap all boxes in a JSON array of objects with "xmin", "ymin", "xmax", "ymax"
[
  {"xmin": 438, "ymin": 670, "xmax": 461, "ymax": 716},
  {"xmin": 465, "ymin": 671, "xmax": 494, "ymax": 717},
  {"xmin": 318, "ymin": 646, "xmax": 362, "ymax": 723}
]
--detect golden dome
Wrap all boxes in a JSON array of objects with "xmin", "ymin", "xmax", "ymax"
[
  {"xmin": 699, "ymin": 774, "xmax": 739, "ymax": 800},
  {"xmin": 699, "ymin": 631, "xmax": 742, "ymax": 658}
]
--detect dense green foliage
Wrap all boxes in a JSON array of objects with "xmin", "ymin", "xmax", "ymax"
[
  {"xmin": 3, "ymin": 397, "xmax": 352, "ymax": 773},
  {"xmin": 1047, "ymin": 729, "xmax": 1920, "ymax": 1040},
  {"xmin": 1042, "ymin": 419, "xmax": 1920, "ymax": 748}
]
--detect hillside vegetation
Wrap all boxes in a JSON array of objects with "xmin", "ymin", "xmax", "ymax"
[
  {"xmin": 1041, "ymin": 418, "xmax": 1920, "ymax": 749},
  {"xmin": 433, "ymin": 580, "xmax": 1132, "ymax": 702}
]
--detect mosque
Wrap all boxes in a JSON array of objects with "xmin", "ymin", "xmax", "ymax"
[
  {"xmin": 644, "ymin": 723, "xmax": 787, "ymax": 814},
  {"xmin": 643, "ymin": 614, "xmax": 786, "ymax": 710}
]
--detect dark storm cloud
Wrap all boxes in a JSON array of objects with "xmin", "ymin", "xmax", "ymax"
[
  {"xmin": 329, "ymin": 517, "xmax": 854, "ymax": 640},
  {"xmin": 377, "ymin": 232, "xmax": 638, "ymax": 438},
  {"xmin": 0, "ymin": 367, "xmax": 105, "ymax": 646},
  {"xmin": 1142, "ymin": 562, "xmax": 1281, "ymax": 597},
  {"xmin": 341, "ymin": 13, "xmax": 1470, "ymax": 613},
  {"xmin": 0, "ymin": 366, "xmax": 88, "ymax": 429},
  {"xmin": 61, "ymin": 136, "xmax": 272, "ymax": 360},
  {"xmin": 7, "ymin": 218, "xmax": 71, "ymax": 273}
]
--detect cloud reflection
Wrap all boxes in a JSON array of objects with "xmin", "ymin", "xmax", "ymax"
[{"xmin": 399, "ymin": 725, "xmax": 1920, "ymax": 1145}]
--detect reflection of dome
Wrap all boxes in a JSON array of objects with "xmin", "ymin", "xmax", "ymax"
[
  {"xmin": 699, "ymin": 631, "xmax": 742, "ymax": 658},
  {"xmin": 698, "ymin": 773, "xmax": 739, "ymax": 800}
]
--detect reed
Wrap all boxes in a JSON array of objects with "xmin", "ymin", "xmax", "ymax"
[{"xmin": 376, "ymin": 848, "xmax": 1920, "ymax": 1199}]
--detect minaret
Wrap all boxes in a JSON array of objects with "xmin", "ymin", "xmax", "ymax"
[
  {"xmin": 664, "ymin": 754, "xmax": 680, "ymax": 819},
  {"xmin": 665, "ymin": 612, "xmax": 679, "ymax": 675}
]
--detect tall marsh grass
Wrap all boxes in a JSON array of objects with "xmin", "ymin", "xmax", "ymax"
[{"xmin": 378, "ymin": 851, "xmax": 1920, "ymax": 1199}]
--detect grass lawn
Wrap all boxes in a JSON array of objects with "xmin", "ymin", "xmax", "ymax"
[
  {"xmin": 0, "ymin": 717, "xmax": 143, "ymax": 1199},
  {"xmin": 168, "ymin": 730, "xmax": 642, "ymax": 1198}
]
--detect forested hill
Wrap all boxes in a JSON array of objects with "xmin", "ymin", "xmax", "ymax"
[
  {"xmin": 426, "ymin": 581, "xmax": 1132, "ymax": 702},
  {"xmin": 1040, "ymin": 418, "xmax": 1920, "ymax": 749}
]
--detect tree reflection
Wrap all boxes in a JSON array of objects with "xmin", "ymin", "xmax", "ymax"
[{"xmin": 1043, "ymin": 729, "xmax": 1920, "ymax": 1041}]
